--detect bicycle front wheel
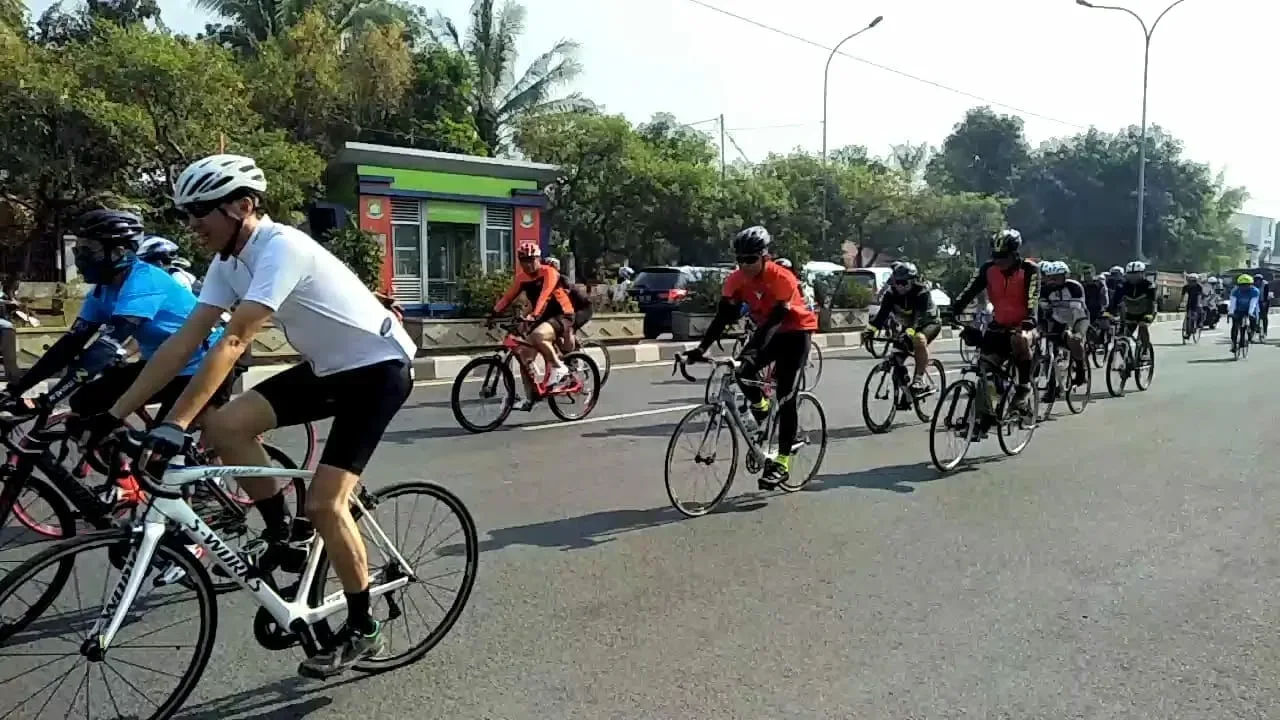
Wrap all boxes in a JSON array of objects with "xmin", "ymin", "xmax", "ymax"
[
  {"xmin": 1104, "ymin": 344, "xmax": 1127, "ymax": 398},
  {"xmin": 0, "ymin": 530, "xmax": 218, "ymax": 720},
  {"xmin": 1133, "ymin": 341, "xmax": 1155, "ymax": 390},
  {"xmin": 664, "ymin": 404, "xmax": 739, "ymax": 517},
  {"xmin": 451, "ymin": 356, "xmax": 516, "ymax": 433},
  {"xmin": 929, "ymin": 380, "xmax": 977, "ymax": 473},
  {"xmin": 805, "ymin": 342, "xmax": 824, "ymax": 389}
]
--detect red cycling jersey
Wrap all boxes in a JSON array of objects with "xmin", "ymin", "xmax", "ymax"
[
  {"xmin": 495, "ymin": 264, "xmax": 573, "ymax": 317},
  {"xmin": 722, "ymin": 261, "xmax": 818, "ymax": 332}
]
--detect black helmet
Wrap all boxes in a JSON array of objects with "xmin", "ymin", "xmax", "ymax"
[
  {"xmin": 732, "ymin": 226, "xmax": 771, "ymax": 256},
  {"xmin": 990, "ymin": 228, "xmax": 1022, "ymax": 258},
  {"xmin": 77, "ymin": 209, "xmax": 144, "ymax": 250},
  {"xmin": 891, "ymin": 262, "xmax": 919, "ymax": 281}
]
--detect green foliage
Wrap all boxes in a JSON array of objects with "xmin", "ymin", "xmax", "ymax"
[
  {"xmin": 456, "ymin": 267, "xmax": 516, "ymax": 318},
  {"xmin": 814, "ymin": 275, "xmax": 873, "ymax": 309},
  {"xmin": 679, "ymin": 274, "xmax": 723, "ymax": 313},
  {"xmin": 324, "ymin": 218, "xmax": 384, "ymax": 290}
]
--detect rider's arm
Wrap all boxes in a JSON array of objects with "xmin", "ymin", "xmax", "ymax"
[
  {"xmin": 108, "ymin": 262, "xmax": 235, "ymax": 421},
  {"xmin": 949, "ymin": 264, "xmax": 989, "ymax": 315},
  {"xmin": 164, "ymin": 301, "xmax": 273, "ymax": 429},
  {"xmin": 868, "ymin": 294, "xmax": 895, "ymax": 329},
  {"xmin": 6, "ymin": 317, "xmax": 99, "ymax": 395},
  {"xmin": 910, "ymin": 290, "xmax": 937, "ymax": 330},
  {"xmin": 1106, "ymin": 285, "xmax": 1123, "ymax": 315},
  {"xmin": 1022, "ymin": 261, "xmax": 1040, "ymax": 322},
  {"xmin": 492, "ymin": 273, "xmax": 523, "ymax": 314},
  {"xmin": 696, "ymin": 298, "xmax": 741, "ymax": 352}
]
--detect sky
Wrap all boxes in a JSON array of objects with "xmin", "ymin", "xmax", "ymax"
[{"xmin": 27, "ymin": 0, "xmax": 1280, "ymax": 217}]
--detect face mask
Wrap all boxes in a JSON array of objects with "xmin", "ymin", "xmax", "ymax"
[{"xmin": 75, "ymin": 247, "xmax": 133, "ymax": 285}]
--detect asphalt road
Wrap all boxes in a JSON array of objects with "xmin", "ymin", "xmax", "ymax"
[{"xmin": 5, "ymin": 321, "xmax": 1280, "ymax": 719}]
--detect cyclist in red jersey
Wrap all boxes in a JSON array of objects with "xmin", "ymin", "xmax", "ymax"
[
  {"xmin": 949, "ymin": 228, "xmax": 1040, "ymax": 409},
  {"xmin": 685, "ymin": 226, "xmax": 817, "ymax": 489}
]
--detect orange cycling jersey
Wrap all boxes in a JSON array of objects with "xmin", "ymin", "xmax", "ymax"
[
  {"xmin": 953, "ymin": 259, "xmax": 1040, "ymax": 327},
  {"xmin": 495, "ymin": 264, "xmax": 573, "ymax": 317},
  {"xmin": 722, "ymin": 261, "xmax": 819, "ymax": 332}
]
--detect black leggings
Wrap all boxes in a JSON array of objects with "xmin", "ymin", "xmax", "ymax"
[
  {"xmin": 739, "ymin": 330, "xmax": 811, "ymax": 458},
  {"xmin": 1261, "ymin": 308, "xmax": 1270, "ymax": 335},
  {"xmin": 1231, "ymin": 312, "xmax": 1257, "ymax": 346}
]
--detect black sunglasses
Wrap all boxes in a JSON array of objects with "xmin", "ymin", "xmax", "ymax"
[{"xmin": 179, "ymin": 200, "xmax": 223, "ymax": 219}]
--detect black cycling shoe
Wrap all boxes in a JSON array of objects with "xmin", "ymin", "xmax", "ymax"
[
  {"xmin": 297, "ymin": 621, "xmax": 386, "ymax": 679},
  {"xmin": 758, "ymin": 460, "xmax": 788, "ymax": 491}
]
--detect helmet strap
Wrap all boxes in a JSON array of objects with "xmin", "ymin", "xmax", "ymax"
[{"xmin": 217, "ymin": 206, "xmax": 246, "ymax": 261}]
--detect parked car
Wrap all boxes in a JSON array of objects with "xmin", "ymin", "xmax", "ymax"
[{"xmin": 630, "ymin": 265, "xmax": 722, "ymax": 339}]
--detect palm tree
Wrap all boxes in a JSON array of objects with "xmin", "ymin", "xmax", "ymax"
[
  {"xmin": 431, "ymin": 0, "xmax": 591, "ymax": 156},
  {"xmin": 198, "ymin": 0, "xmax": 408, "ymax": 53}
]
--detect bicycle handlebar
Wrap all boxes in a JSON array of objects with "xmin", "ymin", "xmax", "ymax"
[
  {"xmin": 671, "ymin": 352, "xmax": 740, "ymax": 383},
  {"xmin": 105, "ymin": 428, "xmax": 189, "ymax": 500}
]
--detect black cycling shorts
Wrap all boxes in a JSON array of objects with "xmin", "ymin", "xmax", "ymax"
[
  {"xmin": 1046, "ymin": 317, "xmax": 1089, "ymax": 341},
  {"xmin": 69, "ymin": 362, "xmax": 234, "ymax": 426},
  {"xmin": 961, "ymin": 324, "xmax": 1019, "ymax": 358},
  {"xmin": 252, "ymin": 359, "xmax": 412, "ymax": 475},
  {"xmin": 893, "ymin": 323, "xmax": 940, "ymax": 351}
]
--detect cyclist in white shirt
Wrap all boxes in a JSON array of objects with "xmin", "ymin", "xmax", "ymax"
[
  {"xmin": 102, "ymin": 154, "xmax": 415, "ymax": 678},
  {"xmin": 137, "ymin": 235, "xmax": 198, "ymax": 291}
]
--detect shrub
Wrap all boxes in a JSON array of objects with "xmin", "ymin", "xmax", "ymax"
[
  {"xmin": 834, "ymin": 281, "xmax": 874, "ymax": 309},
  {"xmin": 324, "ymin": 219, "xmax": 384, "ymax": 291},
  {"xmin": 457, "ymin": 268, "xmax": 524, "ymax": 318}
]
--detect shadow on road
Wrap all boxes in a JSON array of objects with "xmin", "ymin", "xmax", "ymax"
[
  {"xmin": 381, "ymin": 424, "xmax": 492, "ymax": 443},
  {"xmin": 1186, "ymin": 357, "xmax": 1239, "ymax": 364},
  {"xmin": 444, "ymin": 498, "xmax": 768, "ymax": 553},
  {"xmin": 810, "ymin": 459, "xmax": 994, "ymax": 494},
  {"xmin": 583, "ymin": 422, "xmax": 681, "ymax": 440},
  {"xmin": 176, "ymin": 675, "xmax": 362, "ymax": 720},
  {"xmin": 402, "ymin": 397, "xmax": 454, "ymax": 410}
]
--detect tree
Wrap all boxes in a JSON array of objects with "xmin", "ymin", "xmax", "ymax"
[
  {"xmin": 926, "ymin": 106, "xmax": 1030, "ymax": 198},
  {"xmin": 0, "ymin": 0, "xmax": 23, "ymax": 31},
  {"xmin": 199, "ymin": 0, "xmax": 411, "ymax": 54},
  {"xmin": 433, "ymin": 0, "xmax": 590, "ymax": 156}
]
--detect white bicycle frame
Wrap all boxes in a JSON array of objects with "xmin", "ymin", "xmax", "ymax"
[{"xmin": 90, "ymin": 464, "xmax": 414, "ymax": 649}]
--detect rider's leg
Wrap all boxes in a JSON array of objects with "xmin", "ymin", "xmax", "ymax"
[
  {"xmin": 295, "ymin": 360, "xmax": 412, "ymax": 677},
  {"xmin": 1068, "ymin": 319, "xmax": 1088, "ymax": 382},
  {"xmin": 1137, "ymin": 319, "xmax": 1151, "ymax": 349},
  {"xmin": 1011, "ymin": 328, "xmax": 1035, "ymax": 396},
  {"xmin": 514, "ymin": 345, "xmax": 539, "ymax": 401},
  {"xmin": 201, "ymin": 388, "xmax": 287, "ymax": 536},
  {"xmin": 530, "ymin": 320, "xmax": 566, "ymax": 384},
  {"xmin": 1230, "ymin": 313, "xmax": 1242, "ymax": 349},
  {"xmin": 760, "ymin": 332, "xmax": 809, "ymax": 489},
  {"xmin": 909, "ymin": 324, "xmax": 941, "ymax": 389}
]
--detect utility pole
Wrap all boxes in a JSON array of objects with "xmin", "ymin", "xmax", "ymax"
[{"xmin": 719, "ymin": 114, "xmax": 726, "ymax": 180}]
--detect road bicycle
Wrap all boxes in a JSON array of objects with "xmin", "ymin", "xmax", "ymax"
[
  {"xmin": 929, "ymin": 328, "xmax": 1039, "ymax": 473},
  {"xmin": 0, "ymin": 429, "xmax": 479, "ymax": 720},
  {"xmin": 1104, "ymin": 319, "xmax": 1155, "ymax": 397},
  {"xmin": 571, "ymin": 329, "xmax": 612, "ymax": 386},
  {"xmin": 1032, "ymin": 330, "xmax": 1091, "ymax": 420},
  {"xmin": 1230, "ymin": 313, "xmax": 1255, "ymax": 361},
  {"xmin": 1181, "ymin": 306, "xmax": 1203, "ymax": 345},
  {"xmin": 860, "ymin": 331, "xmax": 946, "ymax": 434},
  {"xmin": 665, "ymin": 353, "xmax": 827, "ymax": 517},
  {"xmin": 0, "ymin": 401, "xmax": 307, "ymax": 624},
  {"xmin": 958, "ymin": 309, "xmax": 991, "ymax": 366},
  {"xmin": 1085, "ymin": 319, "xmax": 1114, "ymax": 369},
  {"xmin": 449, "ymin": 319, "xmax": 602, "ymax": 432},
  {"xmin": 710, "ymin": 317, "xmax": 822, "ymax": 398},
  {"xmin": 862, "ymin": 315, "xmax": 899, "ymax": 359}
]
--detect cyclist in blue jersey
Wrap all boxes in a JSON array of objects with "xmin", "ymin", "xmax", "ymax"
[
  {"xmin": 0, "ymin": 209, "xmax": 229, "ymax": 424},
  {"xmin": 1228, "ymin": 273, "xmax": 1260, "ymax": 354}
]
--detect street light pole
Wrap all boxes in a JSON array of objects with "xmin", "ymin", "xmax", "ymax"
[
  {"xmin": 821, "ymin": 15, "xmax": 883, "ymax": 254},
  {"xmin": 1076, "ymin": 0, "xmax": 1190, "ymax": 261}
]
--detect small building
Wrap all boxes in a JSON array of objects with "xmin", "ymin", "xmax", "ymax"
[
  {"xmin": 334, "ymin": 142, "xmax": 560, "ymax": 313},
  {"xmin": 1231, "ymin": 212, "xmax": 1277, "ymax": 266}
]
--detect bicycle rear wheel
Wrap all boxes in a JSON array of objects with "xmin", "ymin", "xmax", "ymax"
[
  {"xmin": 308, "ymin": 481, "xmax": 479, "ymax": 674},
  {"xmin": 1066, "ymin": 356, "xmax": 1092, "ymax": 415},
  {"xmin": 0, "ymin": 530, "xmax": 218, "ymax": 719},
  {"xmin": 665, "ymin": 404, "xmax": 738, "ymax": 517},
  {"xmin": 997, "ymin": 382, "xmax": 1038, "ymax": 456},
  {"xmin": 548, "ymin": 352, "xmax": 602, "ymax": 422},
  {"xmin": 910, "ymin": 359, "xmax": 947, "ymax": 423},
  {"xmin": 777, "ymin": 392, "xmax": 827, "ymax": 492},
  {"xmin": 580, "ymin": 339, "xmax": 612, "ymax": 386}
]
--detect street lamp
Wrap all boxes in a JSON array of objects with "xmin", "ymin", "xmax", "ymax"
[
  {"xmin": 1076, "ymin": 0, "xmax": 1191, "ymax": 261},
  {"xmin": 821, "ymin": 15, "xmax": 884, "ymax": 252}
]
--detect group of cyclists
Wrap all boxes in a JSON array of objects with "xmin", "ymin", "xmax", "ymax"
[{"xmin": 2, "ymin": 153, "xmax": 415, "ymax": 677}]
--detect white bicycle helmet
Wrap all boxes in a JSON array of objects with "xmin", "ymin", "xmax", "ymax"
[
  {"xmin": 171, "ymin": 257, "xmax": 192, "ymax": 270},
  {"xmin": 173, "ymin": 154, "xmax": 267, "ymax": 206},
  {"xmin": 1042, "ymin": 261, "xmax": 1066, "ymax": 276},
  {"xmin": 137, "ymin": 235, "xmax": 180, "ymax": 261},
  {"xmin": 1124, "ymin": 260, "xmax": 1146, "ymax": 274}
]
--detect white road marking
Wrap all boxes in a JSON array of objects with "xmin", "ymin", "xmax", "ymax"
[{"xmin": 520, "ymin": 404, "xmax": 701, "ymax": 431}]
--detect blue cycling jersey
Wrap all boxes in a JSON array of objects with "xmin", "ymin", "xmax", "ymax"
[
  {"xmin": 1228, "ymin": 286, "xmax": 1260, "ymax": 318},
  {"xmin": 78, "ymin": 258, "xmax": 221, "ymax": 376}
]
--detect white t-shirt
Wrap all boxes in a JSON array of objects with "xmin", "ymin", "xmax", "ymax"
[
  {"xmin": 199, "ymin": 218, "xmax": 416, "ymax": 376},
  {"xmin": 168, "ymin": 267, "xmax": 196, "ymax": 291}
]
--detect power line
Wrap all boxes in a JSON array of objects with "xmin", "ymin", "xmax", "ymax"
[
  {"xmin": 726, "ymin": 122, "xmax": 822, "ymax": 132},
  {"xmin": 681, "ymin": 0, "xmax": 1088, "ymax": 130}
]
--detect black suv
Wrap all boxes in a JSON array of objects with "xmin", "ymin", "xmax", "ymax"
[{"xmin": 630, "ymin": 266, "xmax": 716, "ymax": 339}]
